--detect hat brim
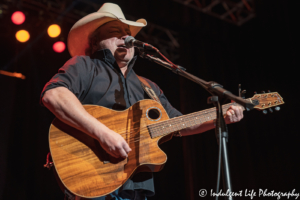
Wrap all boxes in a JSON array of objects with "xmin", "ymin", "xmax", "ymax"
[{"xmin": 68, "ymin": 12, "xmax": 147, "ymax": 57}]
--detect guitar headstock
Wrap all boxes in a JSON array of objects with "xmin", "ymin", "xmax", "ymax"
[{"xmin": 249, "ymin": 92, "xmax": 284, "ymax": 110}]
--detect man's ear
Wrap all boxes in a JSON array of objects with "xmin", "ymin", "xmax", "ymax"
[{"xmin": 92, "ymin": 39, "xmax": 100, "ymax": 53}]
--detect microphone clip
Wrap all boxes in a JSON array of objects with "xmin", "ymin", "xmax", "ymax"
[{"xmin": 137, "ymin": 47, "xmax": 159, "ymax": 57}]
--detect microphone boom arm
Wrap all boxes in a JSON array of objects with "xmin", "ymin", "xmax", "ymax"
[{"xmin": 138, "ymin": 50, "xmax": 256, "ymax": 110}]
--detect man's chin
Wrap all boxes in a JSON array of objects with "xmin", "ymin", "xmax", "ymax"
[{"xmin": 114, "ymin": 52, "xmax": 133, "ymax": 63}]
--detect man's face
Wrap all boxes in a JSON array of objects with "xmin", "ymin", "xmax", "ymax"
[{"xmin": 96, "ymin": 20, "xmax": 134, "ymax": 67}]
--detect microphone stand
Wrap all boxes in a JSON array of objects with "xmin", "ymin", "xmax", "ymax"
[{"xmin": 139, "ymin": 50, "xmax": 257, "ymax": 200}]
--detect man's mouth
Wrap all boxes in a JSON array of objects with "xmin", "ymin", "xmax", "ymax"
[{"xmin": 117, "ymin": 44, "xmax": 128, "ymax": 49}]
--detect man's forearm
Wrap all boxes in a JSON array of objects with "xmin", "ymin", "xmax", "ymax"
[
  {"xmin": 42, "ymin": 87, "xmax": 109, "ymax": 140},
  {"xmin": 42, "ymin": 86, "xmax": 132, "ymax": 158}
]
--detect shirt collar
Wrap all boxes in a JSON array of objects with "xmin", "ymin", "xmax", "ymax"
[{"xmin": 92, "ymin": 49, "xmax": 137, "ymax": 74}]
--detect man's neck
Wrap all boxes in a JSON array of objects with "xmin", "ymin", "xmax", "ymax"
[{"xmin": 116, "ymin": 61, "xmax": 128, "ymax": 77}]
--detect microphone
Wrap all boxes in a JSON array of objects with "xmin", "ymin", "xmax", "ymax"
[{"xmin": 125, "ymin": 36, "xmax": 156, "ymax": 50}]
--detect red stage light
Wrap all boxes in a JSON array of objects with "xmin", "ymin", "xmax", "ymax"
[
  {"xmin": 53, "ymin": 41, "xmax": 66, "ymax": 53},
  {"xmin": 11, "ymin": 11, "xmax": 25, "ymax": 25}
]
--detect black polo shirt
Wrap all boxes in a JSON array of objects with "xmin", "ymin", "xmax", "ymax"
[{"xmin": 41, "ymin": 49, "xmax": 182, "ymax": 196}]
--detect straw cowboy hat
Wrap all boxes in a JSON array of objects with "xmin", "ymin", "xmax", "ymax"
[{"xmin": 67, "ymin": 3, "xmax": 147, "ymax": 57}]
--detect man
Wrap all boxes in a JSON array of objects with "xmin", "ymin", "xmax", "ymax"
[{"xmin": 41, "ymin": 3, "xmax": 243, "ymax": 200}]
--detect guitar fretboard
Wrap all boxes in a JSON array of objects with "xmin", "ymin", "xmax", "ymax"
[{"xmin": 148, "ymin": 101, "xmax": 245, "ymax": 138}]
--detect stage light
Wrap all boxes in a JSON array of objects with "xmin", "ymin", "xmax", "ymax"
[
  {"xmin": 11, "ymin": 11, "xmax": 25, "ymax": 25},
  {"xmin": 0, "ymin": 70, "xmax": 25, "ymax": 79},
  {"xmin": 53, "ymin": 41, "xmax": 65, "ymax": 53},
  {"xmin": 16, "ymin": 30, "xmax": 30, "ymax": 42},
  {"xmin": 48, "ymin": 24, "xmax": 61, "ymax": 38}
]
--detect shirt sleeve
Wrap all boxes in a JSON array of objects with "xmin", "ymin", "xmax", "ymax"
[
  {"xmin": 145, "ymin": 79, "xmax": 183, "ymax": 118},
  {"xmin": 40, "ymin": 56, "xmax": 94, "ymax": 105}
]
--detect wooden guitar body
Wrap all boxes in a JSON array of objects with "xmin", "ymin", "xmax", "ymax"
[{"xmin": 49, "ymin": 99, "xmax": 173, "ymax": 198}]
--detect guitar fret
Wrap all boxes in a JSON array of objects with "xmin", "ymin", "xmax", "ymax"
[
  {"xmin": 162, "ymin": 124, "xmax": 167, "ymax": 135},
  {"xmin": 182, "ymin": 117, "xmax": 187, "ymax": 127},
  {"xmin": 163, "ymin": 123, "xmax": 168, "ymax": 134},
  {"xmin": 191, "ymin": 117, "xmax": 196, "ymax": 126},
  {"xmin": 197, "ymin": 116, "xmax": 202, "ymax": 124},
  {"xmin": 184, "ymin": 117, "xmax": 190, "ymax": 127},
  {"xmin": 164, "ymin": 123, "xmax": 170, "ymax": 134},
  {"xmin": 176, "ymin": 120, "xmax": 180, "ymax": 131},
  {"xmin": 171, "ymin": 123, "xmax": 175, "ymax": 132}
]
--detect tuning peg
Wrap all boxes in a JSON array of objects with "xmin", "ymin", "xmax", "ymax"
[
  {"xmin": 254, "ymin": 91, "xmax": 257, "ymax": 94},
  {"xmin": 262, "ymin": 110, "xmax": 268, "ymax": 114},
  {"xmin": 269, "ymin": 108, "xmax": 273, "ymax": 113},
  {"xmin": 238, "ymin": 84, "xmax": 247, "ymax": 99},
  {"xmin": 275, "ymin": 106, "xmax": 280, "ymax": 111},
  {"xmin": 241, "ymin": 90, "xmax": 246, "ymax": 99},
  {"xmin": 268, "ymin": 90, "xmax": 271, "ymax": 93},
  {"xmin": 261, "ymin": 91, "xmax": 265, "ymax": 93}
]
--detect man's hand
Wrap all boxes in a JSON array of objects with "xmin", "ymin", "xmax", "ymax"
[
  {"xmin": 98, "ymin": 129, "xmax": 132, "ymax": 158},
  {"xmin": 224, "ymin": 105, "xmax": 244, "ymax": 124}
]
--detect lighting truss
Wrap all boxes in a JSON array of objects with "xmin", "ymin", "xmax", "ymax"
[
  {"xmin": 139, "ymin": 23, "xmax": 180, "ymax": 61},
  {"xmin": 128, "ymin": 15, "xmax": 180, "ymax": 61},
  {"xmin": 173, "ymin": 0, "xmax": 255, "ymax": 26}
]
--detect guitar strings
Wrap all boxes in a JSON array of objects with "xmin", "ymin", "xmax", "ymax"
[
  {"xmin": 117, "ymin": 107, "xmax": 219, "ymax": 137},
  {"xmin": 113, "ymin": 103, "xmax": 237, "ymax": 144},
  {"xmin": 108, "ymin": 103, "xmax": 235, "ymax": 139},
  {"xmin": 146, "ymin": 103, "xmax": 233, "ymax": 130},
  {"xmin": 116, "ymin": 108, "xmax": 220, "ymax": 140},
  {"xmin": 145, "ymin": 102, "xmax": 242, "ymax": 132}
]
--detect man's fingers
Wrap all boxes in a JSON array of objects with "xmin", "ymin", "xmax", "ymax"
[
  {"xmin": 234, "ymin": 106, "xmax": 244, "ymax": 120},
  {"xmin": 227, "ymin": 110, "xmax": 234, "ymax": 120},
  {"xmin": 119, "ymin": 148, "xmax": 128, "ymax": 158},
  {"xmin": 224, "ymin": 105, "xmax": 244, "ymax": 124},
  {"xmin": 233, "ymin": 106, "xmax": 242, "ymax": 117},
  {"xmin": 230, "ymin": 109, "xmax": 235, "ymax": 116},
  {"xmin": 233, "ymin": 105, "xmax": 243, "ymax": 120},
  {"xmin": 123, "ymin": 143, "xmax": 132, "ymax": 154}
]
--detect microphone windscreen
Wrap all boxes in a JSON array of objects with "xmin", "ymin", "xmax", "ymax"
[{"xmin": 125, "ymin": 36, "xmax": 135, "ymax": 48}]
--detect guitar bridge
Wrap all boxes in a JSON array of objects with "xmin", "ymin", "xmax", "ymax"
[{"xmin": 103, "ymin": 156, "xmax": 128, "ymax": 164}]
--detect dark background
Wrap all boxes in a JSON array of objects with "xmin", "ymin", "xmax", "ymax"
[{"xmin": 0, "ymin": 0, "xmax": 298, "ymax": 199}]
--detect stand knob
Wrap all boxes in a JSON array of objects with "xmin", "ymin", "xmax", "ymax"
[{"xmin": 238, "ymin": 84, "xmax": 246, "ymax": 99}]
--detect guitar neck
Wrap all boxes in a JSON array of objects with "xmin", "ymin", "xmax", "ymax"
[{"xmin": 148, "ymin": 101, "xmax": 246, "ymax": 138}]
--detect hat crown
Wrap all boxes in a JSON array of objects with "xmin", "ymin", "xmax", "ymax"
[{"xmin": 98, "ymin": 3, "xmax": 125, "ymax": 19}]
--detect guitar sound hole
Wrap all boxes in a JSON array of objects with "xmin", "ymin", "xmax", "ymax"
[{"xmin": 148, "ymin": 108, "xmax": 161, "ymax": 120}]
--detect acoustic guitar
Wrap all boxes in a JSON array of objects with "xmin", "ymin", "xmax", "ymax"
[{"xmin": 49, "ymin": 92, "xmax": 284, "ymax": 198}]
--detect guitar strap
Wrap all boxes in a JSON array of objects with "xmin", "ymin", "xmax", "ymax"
[
  {"xmin": 136, "ymin": 75, "xmax": 162, "ymax": 104},
  {"xmin": 137, "ymin": 75, "xmax": 181, "ymax": 137}
]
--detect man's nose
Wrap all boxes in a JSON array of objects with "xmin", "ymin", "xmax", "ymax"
[{"xmin": 121, "ymin": 35, "xmax": 129, "ymax": 40}]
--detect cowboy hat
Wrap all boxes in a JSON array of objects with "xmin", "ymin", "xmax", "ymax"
[{"xmin": 67, "ymin": 3, "xmax": 147, "ymax": 57}]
